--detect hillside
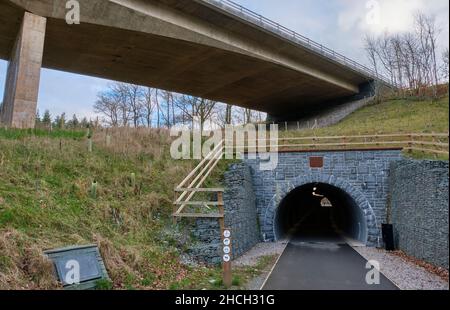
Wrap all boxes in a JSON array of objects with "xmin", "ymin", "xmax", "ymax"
[
  {"xmin": 0, "ymin": 97, "xmax": 448, "ymax": 289},
  {"xmin": 0, "ymin": 128, "xmax": 263, "ymax": 289},
  {"xmin": 281, "ymin": 96, "xmax": 449, "ymax": 159},
  {"xmin": 282, "ymin": 96, "xmax": 448, "ymax": 135}
]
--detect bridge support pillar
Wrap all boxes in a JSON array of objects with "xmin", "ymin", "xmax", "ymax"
[{"xmin": 0, "ymin": 12, "xmax": 46, "ymax": 128}]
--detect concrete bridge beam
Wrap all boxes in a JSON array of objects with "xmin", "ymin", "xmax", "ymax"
[{"xmin": 0, "ymin": 12, "xmax": 46, "ymax": 128}]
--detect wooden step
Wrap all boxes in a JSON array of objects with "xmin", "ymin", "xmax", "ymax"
[{"xmin": 172, "ymin": 213, "xmax": 224, "ymax": 218}]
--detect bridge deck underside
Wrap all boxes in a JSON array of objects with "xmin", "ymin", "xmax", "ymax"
[{"xmin": 0, "ymin": 0, "xmax": 365, "ymax": 117}]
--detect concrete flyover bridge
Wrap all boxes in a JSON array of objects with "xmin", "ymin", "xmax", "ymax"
[{"xmin": 0, "ymin": 0, "xmax": 389, "ymax": 128}]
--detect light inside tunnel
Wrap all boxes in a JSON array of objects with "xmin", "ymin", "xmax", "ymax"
[{"xmin": 274, "ymin": 183, "xmax": 367, "ymax": 243}]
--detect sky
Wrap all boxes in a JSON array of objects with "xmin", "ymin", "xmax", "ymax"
[{"xmin": 0, "ymin": 0, "xmax": 448, "ymax": 120}]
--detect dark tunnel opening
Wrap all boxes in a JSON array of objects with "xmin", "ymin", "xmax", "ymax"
[{"xmin": 274, "ymin": 183, "xmax": 367, "ymax": 243}]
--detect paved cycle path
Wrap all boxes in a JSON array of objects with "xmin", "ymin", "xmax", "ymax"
[{"xmin": 262, "ymin": 229, "xmax": 398, "ymax": 290}]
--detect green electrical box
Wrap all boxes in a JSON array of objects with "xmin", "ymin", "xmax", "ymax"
[{"xmin": 45, "ymin": 244, "xmax": 109, "ymax": 290}]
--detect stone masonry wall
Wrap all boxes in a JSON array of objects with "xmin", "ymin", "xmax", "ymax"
[
  {"xmin": 190, "ymin": 218, "xmax": 222, "ymax": 265},
  {"xmin": 389, "ymin": 160, "xmax": 449, "ymax": 269},
  {"xmin": 223, "ymin": 163, "xmax": 261, "ymax": 258},
  {"xmin": 244, "ymin": 149, "xmax": 404, "ymax": 245},
  {"xmin": 190, "ymin": 150, "xmax": 406, "ymax": 264},
  {"xmin": 190, "ymin": 163, "xmax": 260, "ymax": 265}
]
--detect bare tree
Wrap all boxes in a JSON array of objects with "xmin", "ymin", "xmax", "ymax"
[
  {"xmin": 401, "ymin": 33, "xmax": 420, "ymax": 90},
  {"xmin": 110, "ymin": 83, "xmax": 131, "ymax": 126},
  {"xmin": 124, "ymin": 84, "xmax": 144, "ymax": 127},
  {"xmin": 95, "ymin": 82, "xmax": 147, "ymax": 127},
  {"xmin": 364, "ymin": 12, "xmax": 443, "ymax": 98},
  {"xmin": 415, "ymin": 13, "xmax": 440, "ymax": 96},
  {"xmin": 252, "ymin": 110, "xmax": 266, "ymax": 123},
  {"xmin": 225, "ymin": 104, "xmax": 232, "ymax": 125},
  {"xmin": 364, "ymin": 35, "xmax": 379, "ymax": 77},
  {"xmin": 176, "ymin": 95, "xmax": 216, "ymax": 132},
  {"xmin": 94, "ymin": 85, "xmax": 123, "ymax": 126},
  {"xmin": 442, "ymin": 48, "xmax": 449, "ymax": 82},
  {"xmin": 95, "ymin": 83, "xmax": 266, "ymax": 129},
  {"xmin": 142, "ymin": 87, "xmax": 155, "ymax": 127},
  {"xmin": 158, "ymin": 90, "xmax": 176, "ymax": 128},
  {"xmin": 244, "ymin": 108, "xmax": 252, "ymax": 124},
  {"xmin": 154, "ymin": 89, "xmax": 161, "ymax": 128},
  {"xmin": 215, "ymin": 104, "xmax": 231, "ymax": 128}
]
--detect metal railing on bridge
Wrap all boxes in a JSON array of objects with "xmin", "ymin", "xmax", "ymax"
[{"xmin": 200, "ymin": 0, "xmax": 391, "ymax": 85}]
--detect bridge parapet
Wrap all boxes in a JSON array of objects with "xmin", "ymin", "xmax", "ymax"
[{"xmin": 201, "ymin": 0, "xmax": 391, "ymax": 85}]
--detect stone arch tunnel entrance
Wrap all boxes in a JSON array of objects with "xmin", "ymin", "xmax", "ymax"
[{"xmin": 274, "ymin": 183, "xmax": 368, "ymax": 243}]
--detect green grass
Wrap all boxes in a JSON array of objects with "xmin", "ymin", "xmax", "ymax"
[
  {"xmin": 0, "ymin": 127, "xmax": 86, "ymax": 140},
  {"xmin": 0, "ymin": 130, "xmax": 203, "ymax": 289},
  {"xmin": 283, "ymin": 97, "xmax": 448, "ymax": 136}
]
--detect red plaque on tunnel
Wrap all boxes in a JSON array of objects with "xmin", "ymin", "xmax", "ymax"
[{"xmin": 309, "ymin": 156, "xmax": 324, "ymax": 168}]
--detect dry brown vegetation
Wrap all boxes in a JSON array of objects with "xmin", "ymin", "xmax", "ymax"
[{"xmin": 0, "ymin": 229, "xmax": 60, "ymax": 289}]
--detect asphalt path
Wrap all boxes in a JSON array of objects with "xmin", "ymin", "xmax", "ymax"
[{"xmin": 262, "ymin": 209, "xmax": 398, "ymax": 290}]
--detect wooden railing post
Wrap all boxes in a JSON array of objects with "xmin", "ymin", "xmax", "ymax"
[
  {"xmin": 222, "ymin": 227, "xmax": 232, "ymax": 289},
  {"xmin": 173, "ymin": 190, "xmax": 178, "ymax": 225},
  {"xmin": 431, "ymin": 133, "xmax": 438, "ymax": 159},
  {"xmin": 408, "ymin": 134, "xmax": 413, "ymax": 154},
  {"xmin": 218, "ymin": 191, "xmax": 224, "ymax": 232},
  {"xmin": 217, "ymin": 191, "xmax": 232, "ymax": 288}
]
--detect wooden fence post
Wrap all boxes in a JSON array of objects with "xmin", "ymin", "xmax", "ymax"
[
  {"xmin": 217, "ymin": 191, "xmax": 232, "ymax": 288},
  {"xmin": 218, "ymin": 191, "xmax": 224, "ymax": 232},
  {"xmin": 408, "ymin": 134, "xmax": 413, "ymax": 154}
]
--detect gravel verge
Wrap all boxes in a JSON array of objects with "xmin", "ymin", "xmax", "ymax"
[
  {"xmin": 353, "ymin": 246, "xmax": 449, "ymax": 290},
  {"xmin": 234, "ymin": 241, "xmax": 288, "ymax": 268},
  {"xmin": 233, "ymin": 241, "xmax": 288, "ymax": 290}
]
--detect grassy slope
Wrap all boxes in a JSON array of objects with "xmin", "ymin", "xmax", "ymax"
[
  {"xmin": 0, "ymin": 129, "xmax": 249, "ymax": 289},
  {"xmin": 0, "ymin": 97, "xmax": 448, "ymax": 289},
  {"xmin": 281, "ymin": 96, "xmax": 449, "ymax": 159},
  {"xmin": 286, "ymin": 97, "xmax": 448, "ymax": 135}
]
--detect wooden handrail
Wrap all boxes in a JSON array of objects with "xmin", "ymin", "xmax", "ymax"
[
  {"xmin": 177, "ymin": 140, "xmax": 224, "ymax": 189},
  {"xmin": 224, "ymin": 133, "xmax": 449, "ymax": 142},
  {"xmin": 174, "ymin": 201, "xmax": 222, "ymax": 206},
  {"xmin": 172, "ymin": 213, "xmax": 224, "ymax": 218},
  {"xmin": 175, "ymin": 150, "xmax": 223, "ymax": 214},
  {"xmin": 405, "ymin": 147, "xmax": 450, "ymax": 155},
  {"xmin": 175, "ymin": 144, "xmax": 224, "ymax": 203},
  {"xmin": 174, "ymin": 139, "xmax": 225, "ymax": 216},
  {"xmin": 175, "ymin": 188, "xmax": 225, "ymax": 192},
  {"xmin": 243, "ymin": 141, "xmax": 407, "ymax": 148},
  {"xmin": 411, "ymin": 141, "xmax": 449, "ymax": 147},
  {"xmin": 235, "ymin": 141, "xmax": 446, "ymax": 149}
]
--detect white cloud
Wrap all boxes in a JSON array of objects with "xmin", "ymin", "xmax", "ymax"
[
  {"xmin": 338, "ymin": 0, "xmax": 426, "ymax": 34},
  {"xmin": 336, "ymin": 0, "xmax": 449, "ymax": 64},
  {"xmin": 337, "ymin": 0, "xmax": 449, "ymax": 43}
]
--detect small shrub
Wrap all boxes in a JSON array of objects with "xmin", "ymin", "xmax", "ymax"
[
  {"xmin": 95, "ymin": 279, "xmax": 113, "ymax": 290},
  {"xmin": 232, "ymin": 276, "xmax": 241, "ymax": 286}
]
